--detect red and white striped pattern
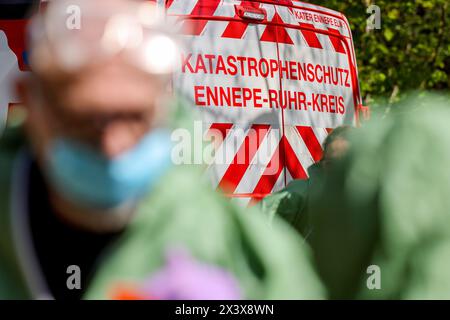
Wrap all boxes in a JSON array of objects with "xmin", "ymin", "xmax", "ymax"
[
  {"xmin": 204, "ymin": 123, "xmax": 332, "ymax": 206},
  {"xmin": 166, "ymin": 0, "xmax": 349, "ymax": 55}
]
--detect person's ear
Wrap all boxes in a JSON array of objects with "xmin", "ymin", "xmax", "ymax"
[
  {"xmin": 16, "ymin": 75, "xmax": 34, "ymax": 112},
  {"xmin": 16, "ymin": 75, "xmax": 53, "ymax": 159},
  {"xmin": 16, "ymin": 75, "xmax": 47, "ymax": 125}
]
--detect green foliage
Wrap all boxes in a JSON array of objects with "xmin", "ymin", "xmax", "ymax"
[{"xmin": 308, "ymin": 0, "xmax": 450, "ymax": 109}]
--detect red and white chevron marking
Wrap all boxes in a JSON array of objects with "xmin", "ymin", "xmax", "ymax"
[
  {"xmin": 166, "ymin": 0, "xmax": 358, "ymax": 205},
  {"xmin": 204, "ymin": 123, "xmax": 331, "ymax": 206},
  {"xmin": 166, "ymin": 0, "xmax": 349, "ymax": 55}
]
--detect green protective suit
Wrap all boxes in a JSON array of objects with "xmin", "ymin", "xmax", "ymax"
[
  {"xmin": 260, "ymin": 163, "xmax": 322, "ymax": 239},
  {"xmin": 307, "ymin": 93, "xmax": 450, "ymax": 299},
  {"xmin": 0, "ymin": 126, "xmax": 324, "ymax": 300}
]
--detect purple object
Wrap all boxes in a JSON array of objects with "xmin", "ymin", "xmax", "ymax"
[{"xmin": 145, "ymin": 248, "xmax": 242, "ymax": 300}]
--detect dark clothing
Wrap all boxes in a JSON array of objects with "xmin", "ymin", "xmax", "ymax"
[{"xmin": 28, "ymin": 161, "xmax": 121, "ymax": 300}]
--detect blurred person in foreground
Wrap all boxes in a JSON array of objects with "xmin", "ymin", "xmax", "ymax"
[
  {"xmin": 261, "ymin": 126, "xmax": 352, "ymax": 239},
  {"xmin": 306, "ymin": 93, "xmax": 450, "ymax": 299},
  {"xmin": 0, "ymin": 0, "xmax": 323, "ymax": 300}
]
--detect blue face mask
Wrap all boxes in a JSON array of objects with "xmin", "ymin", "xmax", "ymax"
[{"xmin": 46, "ymin": 129, "xmax": 173, "ymax": 209}]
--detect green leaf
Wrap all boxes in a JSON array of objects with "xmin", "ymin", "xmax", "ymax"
[{"xmin": 383, "ymin": 28, "xmax": 395, "ymax": 42}]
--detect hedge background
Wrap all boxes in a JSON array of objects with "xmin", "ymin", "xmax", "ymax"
[{"xmin": 308, "ymin": 0, "xmax": 450, "ymax": 110}]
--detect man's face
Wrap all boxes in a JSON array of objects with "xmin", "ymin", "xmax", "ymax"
[{"xmin": 22, "ymin": 55, "xmax": 170, "ymax": 161}]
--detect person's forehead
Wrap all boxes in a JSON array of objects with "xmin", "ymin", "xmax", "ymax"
[{"xmin": 41, "ymin": 63, "xmax": 164, "ymax": 114}]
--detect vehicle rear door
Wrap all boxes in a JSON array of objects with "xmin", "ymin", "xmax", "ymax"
[
  {"xmin": 270, "ymin": 0, "xmax": 362, "ymax": 188},
  {"xmin": 167, "ymin": 0, "xmax": 285, "ymax": 206}
]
